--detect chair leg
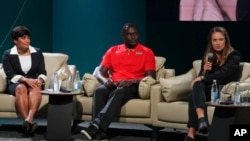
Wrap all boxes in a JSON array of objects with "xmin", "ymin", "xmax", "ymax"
[
  {"xmin": 151, "ymin": 126, "xmax": 158, "ymax": 141},
  {"xmin": 71, "ymin": 119, "xmax": 83, "ymax": 132}
]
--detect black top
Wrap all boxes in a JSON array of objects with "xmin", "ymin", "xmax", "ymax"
[
  {"xmin": 2, "ymin": 47, "xmax": 47, "ymax": 86},
  {"xmin": 198, "ymin": 50, "xmax": 241, "ymax": 85}
]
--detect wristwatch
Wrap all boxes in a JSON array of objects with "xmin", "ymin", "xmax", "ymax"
[{"xmin": 131, "ymin": 80, "xmax": 137, "ymax": 84}]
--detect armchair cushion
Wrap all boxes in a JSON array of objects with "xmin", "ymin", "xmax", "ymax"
[
  {"xmin": 138, "ymin": 76, "xmax": 158, "ymax": 99},
  {"xmin": 155, "ymin": 56, "xmax": 165, "ymax": 71},
  {"xmin": 159, "ymin": 69, "xmax": 196, "ymax": 102},
  {"xmin": 82, "ymin": 73, "xmax": 101, "ymax": 97}
]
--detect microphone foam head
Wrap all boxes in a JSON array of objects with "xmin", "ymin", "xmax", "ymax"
[{"xmin": 208, "ymin": 52, "xmax": 214, "ymax": 62}]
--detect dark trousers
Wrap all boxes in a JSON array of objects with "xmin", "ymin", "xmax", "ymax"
[
  {"xmin": 187, "ymin": 81, "xmax": 210, "ymax": 129},
  {"xmin": 92, "ymin": 85, "xmax": 139, "ymax": 131}
]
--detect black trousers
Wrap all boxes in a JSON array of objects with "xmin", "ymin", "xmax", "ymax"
[
  {"xmin": 92, "ymin": 85, "xmax": 139, "ymax": 132},
  {"xmin": 187, "ymin": 81, "xmax": 210, "ymax": 129}
]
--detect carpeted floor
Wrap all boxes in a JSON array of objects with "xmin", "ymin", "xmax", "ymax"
[{"xmin": 0, "ymin": 118, "xmax": 207, "ymax": 141}]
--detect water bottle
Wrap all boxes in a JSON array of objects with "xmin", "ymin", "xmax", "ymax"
[
  {"xmin": 233, "ymin": 82, "xmax": 241, "ymax": 105},
  {"xmin": 211, "ymin": 79, "xmax": 219, "ymax": 103},
  {"xmin": 73, "ymin": 70, "xmax": 81, "ymax": 93},
  {"xmin": 66, "ymin": 73, "xmax": 73, "ymax": 91},
  {"xmin": 53, "ymin": 72, "xmax": 60, "ymax": 92},
  {"xmin": 49, "ymin": 74, "xmax": 54, "ymax": 90}
]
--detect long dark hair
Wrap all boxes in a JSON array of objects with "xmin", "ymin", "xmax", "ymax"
[{"xmin": 203, "ymin": 26, "xmax": 233, "ymax": 66}]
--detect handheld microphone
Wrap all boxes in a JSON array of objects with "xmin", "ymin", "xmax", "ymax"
[
  {"xmin": 207, "ymin": 52, "xmax": 214, "ymax": 62},
  {"xmin": 203, "ymin": 52, "xmax": 214, "ymax": 74}
]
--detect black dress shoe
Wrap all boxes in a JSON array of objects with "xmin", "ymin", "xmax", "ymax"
[
  {"xmin": 198, "ymin": 117, "xmax": 208, "ymax": 134},
  {"xmin": 22, "ymin": 121, "xmax": 30, "ymax": 135},
  {"xmin": 183, "ymin": 135, "xmax": 194, "ymax": 141},
  {"xmin": 22, "ymin": 121, "xmax": 38, "ymax": 136},
  {"xmin": 29, "ymin": 122, "xmax": 38, "ymax": 134}
]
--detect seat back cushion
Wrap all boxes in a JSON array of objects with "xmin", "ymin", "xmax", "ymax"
[
  {"xmin": 43, "ymin": 53, "xmax": 70, "ymax": 89},
  {"xmin": 192, "ymin": 60, "xmax": 201, "ymax": 77},
  {"xmin": 239, "ymin": 63, "xmax": 250, "ymax": 82},
  {"xmin": 155, "ymin": 56, "xmax": 167, "ymax": 80}
]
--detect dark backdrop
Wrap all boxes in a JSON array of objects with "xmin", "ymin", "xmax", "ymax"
[
  {"xmin": 146, "ymin": 21, "xmax": 250, "ymax": 74},
  {"xmin": 0, "ymin": 0, "xmax": 52, "ymax": 54},
  {"xmin": 52, "ymin": 0, "xmax": 147, "ymax": 76},
  {"xmin": 146, "ymin": 0, "xmax": 250, "ymax": 74},
  {"xmin": 1, "ymin": 0, "xmax": 250, "ymax": 76}
]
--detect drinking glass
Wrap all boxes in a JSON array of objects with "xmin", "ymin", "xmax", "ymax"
[{"xmin": 241, "ymin": 89, "xmax": 249, "ymax": 106}]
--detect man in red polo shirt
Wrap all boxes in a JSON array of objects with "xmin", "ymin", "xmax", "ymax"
[{"xmin": 81, "ymin": 23, "xmax": 156, "ymax": 140}]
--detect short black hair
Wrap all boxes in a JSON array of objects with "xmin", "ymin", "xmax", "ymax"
[
  {"xmin": 11, "ymin": 26, "xmax": 31, "ymax": 40},
  {"xmin": 121, "ymin": 23, "xmax": 138, "ymax": 34}
]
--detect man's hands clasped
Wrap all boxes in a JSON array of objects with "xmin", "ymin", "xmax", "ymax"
[
  {"xmin": 104, "ymin": 79, "xmax": 135, "ymax": 90},
  {"xmin": 104, "ymin": 79, "xmax": 117, "ymax": 90}
]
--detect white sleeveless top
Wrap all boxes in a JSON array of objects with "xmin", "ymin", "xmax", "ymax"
[{"xmin": 18, "ymin": 55, "xmax": 31, "ymax": 74}]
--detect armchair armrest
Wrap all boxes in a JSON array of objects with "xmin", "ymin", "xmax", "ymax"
[{"xmin": 150, "ymin": 84, "xmax": 162, "ymax": 119}]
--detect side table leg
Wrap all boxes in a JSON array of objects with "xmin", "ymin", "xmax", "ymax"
[
  {"xmin": 208, "ymin": 107, "xmax": 236, "ymax": 141},
  {"xmin": 46, "ymin": 95, "xmax": 73, "ymax": 141}
]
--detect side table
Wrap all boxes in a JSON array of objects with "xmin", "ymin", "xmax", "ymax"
[
  {"xmin": 206, "ymin": 101, "xmax": 250, "ymax": 141},
  {"xmin": 41, "ymin": 90, "xmax": 81, "ymax": 141}
]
